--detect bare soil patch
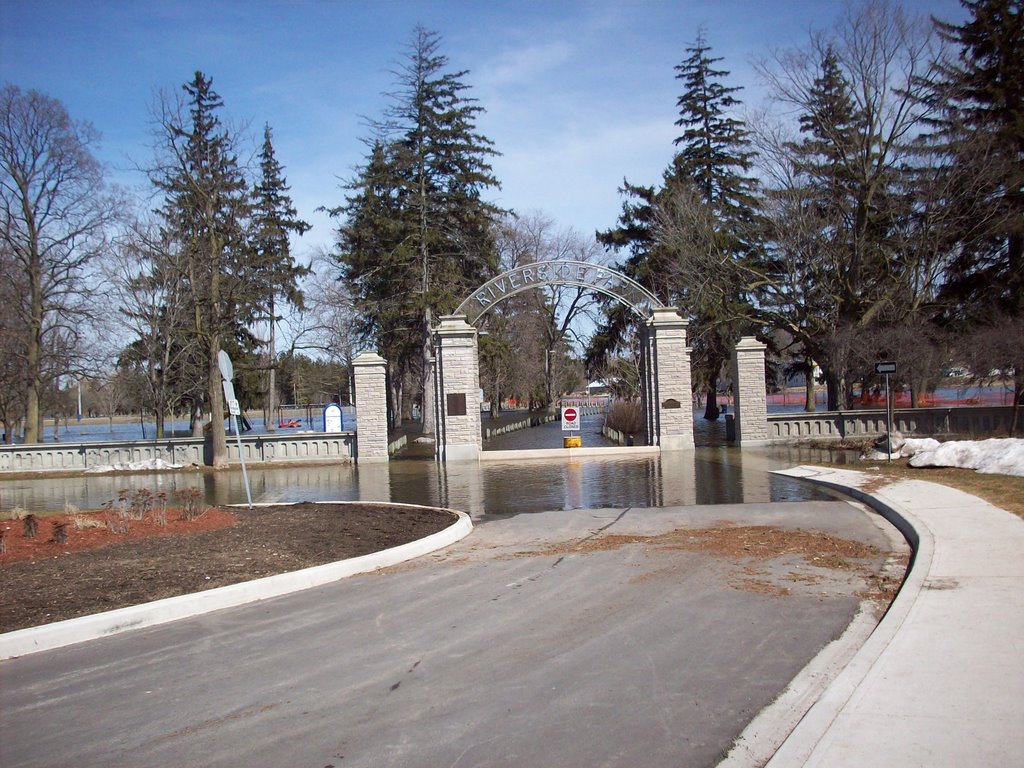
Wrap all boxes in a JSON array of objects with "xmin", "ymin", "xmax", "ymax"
[
  {"xmin": 521, "ymin": 524, "xmax": 879, "ymax": 563},
  {"xmin": 512, "ymin": 523, "xmax": 907, "ymax": 606},
  {"xmin": 0, "ymin": 502, "xmax": 456, "ymax": 633}
]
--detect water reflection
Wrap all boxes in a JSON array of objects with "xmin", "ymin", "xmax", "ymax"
[
  {"xmin": 0, "ymin": 447, "xmax": 837, "ymax": 518},
  {"xmin": 3, "ymin": 408, "xmax": 865, "ymax": 517}
]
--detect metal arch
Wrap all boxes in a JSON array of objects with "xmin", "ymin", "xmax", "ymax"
[{"xmin": 454, "ymin": 260, "xmax": 664, "ymax": 324}]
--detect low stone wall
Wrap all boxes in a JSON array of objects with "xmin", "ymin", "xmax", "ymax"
[
  {"xmin": 602, "ymin": 426, "xmax": 641, "ymax": 446},
  {"xmin": 482, "ymin": 413, "xmax": 558, "ymax": 440},
  {"xmin": 387, "ymin": 433, "xmax": 409, "ymax": 456},
  {"xmin": 766, "ymin": 405, "xmax": 1015, "ymax": 443},
  {"xmin": 481, "ymin": 407, "xmax": 604, "ymax": 441},
  {"xmin": 0, "ymin": 431, "xmax": 356, "ymax": 474}
]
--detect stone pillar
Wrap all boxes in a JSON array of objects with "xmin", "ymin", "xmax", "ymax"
[
  {"xmin": 435, "ymin": 315, "xmax": 481, "ymax": 461},
  {"xmin": 649, "ymin": 307, "xmax": 694, "ymax": 450},
  {"xmin": 353, "ymin": 351, "xmax": 389, "ymax": 463},
  {"xmin": 731, "ymin": 336, "xmax": 769, "ymax": 446}
]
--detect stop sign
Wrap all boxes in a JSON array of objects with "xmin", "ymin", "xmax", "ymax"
[{"xmin": 561, "ymin": 406, "xmax": 580, "ymax": 431}]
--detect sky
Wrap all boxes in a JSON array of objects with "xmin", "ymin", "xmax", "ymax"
[{"xmin": 1, "ymin": 0, "xmax": 967, "ymax": 264}]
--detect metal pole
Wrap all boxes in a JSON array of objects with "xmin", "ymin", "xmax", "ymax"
[
  {"xmin": 885, "ymin": 372, "xmax": 893, "ymax": 462},
  {"xmin": 233, "ymin": 415, "xmax": 253, "ymax": 509}
]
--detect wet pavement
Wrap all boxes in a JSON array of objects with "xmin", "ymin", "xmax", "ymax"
[{"xmin": 0, "ymin": 502, "xmax": 899, "ymax": 768}]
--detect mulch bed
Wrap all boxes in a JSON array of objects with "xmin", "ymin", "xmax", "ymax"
[{"xmin": 0, "ymin": 502, "xmax": 456, "ymax": 633}]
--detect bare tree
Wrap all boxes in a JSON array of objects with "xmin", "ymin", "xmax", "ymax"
[
  {"xmin": 955, "ymin": 315, "xmax": 1024, "ymax": 437},
  {"xmin": 753, "ymin": 0, "xmax": 943, "ymax": 409},
  {"xmin": 106, "ymin": 215, "xmax": 203, "ymax": 437},
  {"xmin": 0, "ymin": 84, "xmax": 115, "ymax": 442},
  {"xmin": 290, "ymin": 252, "xmax": 362, "ymax": 403},
  {"xmin": 0, "ymin": 241, "xmax": 27, "ymax": 441},
  {"xmin": 494, "ymin": 212, "xmax": 608, "ymax": 411}
]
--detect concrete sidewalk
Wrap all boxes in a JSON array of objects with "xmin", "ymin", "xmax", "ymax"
[{"xmin": 738, "ymin": 466, "xmax": 1024, "ymax": 768}]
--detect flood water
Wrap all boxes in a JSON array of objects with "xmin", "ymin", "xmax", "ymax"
[{"xmin": 1, "ymin": 410, "xmax": 855, "ymax": 518}]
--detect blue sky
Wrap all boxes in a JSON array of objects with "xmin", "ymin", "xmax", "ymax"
[{"xmin": 1, "ymin": 0, "xmax": 966, "ymax": 261}]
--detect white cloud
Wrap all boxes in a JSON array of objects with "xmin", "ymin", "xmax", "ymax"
[{"xmin": 475, "ymin": 40, "xmax": 575, "ymax": 89}]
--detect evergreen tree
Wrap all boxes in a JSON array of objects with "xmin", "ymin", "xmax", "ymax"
[
  {"xmin": 152, "ymin": 71, "xmax": 255, "ymax": 466},
  {"xmin": 667, "ymin": 33, "xmax": 761, "ymax": 418},
  {"xmin": 931, "ymin": 0, "xmax": 1023, "ymax": 317},
  {"xmin": 251, "ymin": 124, "xmax": 310, "ymax": 431},
  {"xmin": 929, "ymin": 0, "xmax": 1023, "ymax": 430},
  {"xmin": 764, "ymin": 48, "xmax": 867, "ymax": 411},
  {"xmin": 757, "ymin": 3, "xmax": 941, "ymax": 409},
  {"xmin": 330, "ymin": 140, "xmax": 420, "ymax": 425},
  {"xmin": 671, "ymin": 33, "xmax": 760, "ymax": 224},
  {"xmin": 331, "ymin": 26, "xmax": 502, "ymax": 432},
  {"xmin": 592, "ymin": 33, "xmax": 761, "ymax": 420}
]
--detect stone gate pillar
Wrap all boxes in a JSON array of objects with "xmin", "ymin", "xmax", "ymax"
[
  {"xmin": 731, "ymin": 336, "xmax": 769, "ymax": 445},
  {"xmin": 649, "ymin": 308, "xmax": 694, "ymax": 450},
  {"xmin": 353, "ymin": 351, "xmax": 389, "ymax": 463},
  {"xmin": 434, "ymin": 315, "xmax": 482, "ymax": 461}
]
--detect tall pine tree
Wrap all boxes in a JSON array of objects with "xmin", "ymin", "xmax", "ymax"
[
  {"xmin": 929, "ymin": 0, "xmax": 1023, "ymax": 430},
  {"xmin": 152, "ymin": 72, "xmax": 254, "ymax": 466},
  {"xmin": 763, "ymin": 48, "xmax": 866, "ymax": 411},
  {"xmin": 252, "ymin": 124, "xmax": 310, "ymax": 431},
  {"xmin": 332, "ymin": 26, "xmax": 502, "ymax": 432},
  {"xmin": 667, "ymin": 33, "xmax": 761, "ymax": 419},
  {"xmin": 593, "ymin": 33, "xmax": 760, "ymax": 420}
]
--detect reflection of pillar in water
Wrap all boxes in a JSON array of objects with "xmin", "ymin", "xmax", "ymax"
[
  {"xmin": 436, "ymin": 459, "xmax": 485, "ymax": 514},
  {"xmin": 357, "ymin": 461, "xmax": 391, "ymax": 503},
  {"xmin": 564, "ymin": 460, "xmax": 583, "ymax": 509},
  {"xmin": 735, "ymin": 449, "xmax": 773, "ymax": 504},
  {"xmin": 657, "ymin": 450, "xmax": 697, "ymax": 507}
]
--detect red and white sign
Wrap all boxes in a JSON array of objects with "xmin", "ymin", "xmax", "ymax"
[{"xmin": 561, "ymin": 406, "xmax": 580, "ymax": 431}]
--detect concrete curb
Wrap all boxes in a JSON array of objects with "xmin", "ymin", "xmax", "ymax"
[
  {"xmin": 720, "ymin": 466, "xmax": 934, "ymax": 767},
  {"xmin": 0, "ymin": 501, "xmax": 473, "ymax": 660}
]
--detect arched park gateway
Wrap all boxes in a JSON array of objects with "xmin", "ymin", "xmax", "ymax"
[{"xmin": 352, "ymin": 261, "xmax": 768, "ymax": 462}]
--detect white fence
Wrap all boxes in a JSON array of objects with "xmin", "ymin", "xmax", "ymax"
[
  {"xmin": 765, "ymin": 405, "xmax": 1016, "ymax": 442},
  {"xmin": 0, "ymin": 431, "xmax": 356, "ymax": 474}
]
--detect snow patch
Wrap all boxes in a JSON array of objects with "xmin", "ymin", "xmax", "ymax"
[
  {"xmin": 85, "ymin": 458, "xmax": 183, "ymax": 474},
  {"xmin": 907, "ymin": 438, "xmax": 1024, "ymax": 478}
]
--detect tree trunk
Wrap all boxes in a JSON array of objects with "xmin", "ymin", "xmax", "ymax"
[
  {"xmin": 207, "ymin": 339, "xmax": 227, "ymax": 467},
  {"xmin": 266, "ymin": 298, "xmax": 277, "ymax": 433},
  {"xmin": 421, "ymin": 307, "xmax": 435, "ymax": 436},
  {"xmin": 798, "ymin": 362, "xmax": 815, "ymax": 415},
  {"xmin": 191, "ymin": 400, "xmax": 203, "ymax": 436},
  {"xmin": 388, "ymin": 372, "xmax": 403, "ymax": 431},
  {"xmin": 1011, "ymin": 378, "xmax": 1022, "ymax": 438},
  {"xmin": 703, "ymin": 372, "xmax": 720, "ymax": 421},
  {"xmin": 24, "ymin": 274, "xmax": 43, "ymax": 444},
  {"xmin": 545, "ymin": 345, "xmax": 558, "ymax": 414},
  {"xmin": 490, "ymin": 374, "xmax": 500, "ymax": 419},
  {"xmin": 824, "ymin": 369, "xmax": 844, "ymax": 411}
]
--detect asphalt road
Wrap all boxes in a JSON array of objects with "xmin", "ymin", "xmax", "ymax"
[{"xmin": 0, "ymin": 501, "xmax": 899, "ymax": 768}]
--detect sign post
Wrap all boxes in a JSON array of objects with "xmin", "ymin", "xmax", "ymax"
[
  {"xmin": 875, "ymin": 361, "xmax": 897, "ymax": 462},
  {"xmin": 218, "ymin": 350, "xmax": 253, "ymax": 508},
  {"xmin": 561, "ymin": 406, "xmax": 580, "ymax": 431},
  {"xmin": 561, "ymin": 406, "xmax": 581, "ymax": 448}
]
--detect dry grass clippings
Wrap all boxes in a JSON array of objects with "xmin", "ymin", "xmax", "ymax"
[{"xmin": 826, "ymin": 459, "xmax": 1024, "ymax": 518}]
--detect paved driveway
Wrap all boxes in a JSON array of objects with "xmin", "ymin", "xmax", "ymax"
[{"xmin": 0, "ymin": 501, "xmax": 899, "ymax": 768}]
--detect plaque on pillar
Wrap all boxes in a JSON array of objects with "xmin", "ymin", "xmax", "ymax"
[{"xmin": 446, "ymin": 393, "xmax": 467, "ymax": 416}]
